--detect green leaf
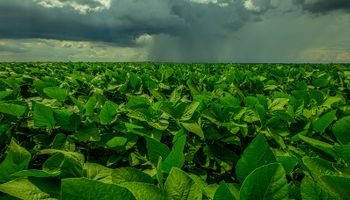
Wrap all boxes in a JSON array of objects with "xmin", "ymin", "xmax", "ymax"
[
  {"xmin": 84, "ymin": 96, "xmax": 97, "ymax": 116},
  {"xmin": 313, "ymin": 110, "xmax": 337, "ymax": 133},
  {"xmin": 319, "ymin": 176, "xmax": 350, "ymax": 199},
  {"xmin": 162, "ymin": 130, "xmax": 186, "ymax": 173},
  {"xmin": 302, "ymin": 157, "xmax": 350, "ymax": 179},
  {"xmin": 256, "ymin": 104, "xmax": 266, "ymax": 125},
  {"xmin": 61, "ymin": 178, "xmax": 135, "ymax": 200},
  {"xmin": 214, "ymin": 183, "xmax": 239, "ymax": 200},
  {"xmin": 298, "ymin": 135, "xmax": 336, "ymax": 158},
  {"xmin": 40, "ymin": 150, "xmax": 84, "ymax": 178},
  {"xmin": 268, "ymin": 98, "xmax": 289, "ymax": 111},
  {"xmin": 181, "ymin": 102, "xmax": 200, "ymax": 121},
  {"xmin": 125, "ymin": 96, "xmax": 150, "ymax": 109},
  {"xmin": 236, "ymin": 135, "xmax": 276, "ymax": 182},
  {"xmin": 0, "ymin": 91, "xmax": 12, "ymax": 100},
  {"xmin": 146, "ymin": 138, "xmax": 170, "ymax": 165},
  {"xmin": 0, "ymin": 178, "xmax": 59, "ymax": 200},
  {"xmin": 165, "ymin": 167, "xmax": 202, "ymax": 200},
  {"xmin": 11, "ymin": 169, "xmax": 61, "ymax": 178},
  {"xmin": 332, "ymin": 116, "xmax": 350, "ymax": 144},
  {"xmin": 74, "ymin": 125, "xmax": 100, "ymax": 142},
  {"xmin": 83, "ymin": 163, "xmax": 112, "ymax": 183},
  {"xmin": 334, "ymin": 144, "xmax": 350, "ymax": 164},
  {"xmin": 106, "ymin": 137, "xmax": 128, "ymax": 148},
  {"xmin": 170, "ymin": 85, "xmax": 183, "ymax": 104},
  {"xmin": 33, "ymin": 78, "xmax": 59, "ymax": 98},
  {"xmin": 301, "ymin": 176, "xmax": 334, "ymax": 200},
  {"xmin": 0, "ymin": 139, "xmax": 31, "ymax": 183},
  {"xmin": 129, "ymin": 72, "xmax": 140, "ymax": 90},
  {"xmin": 312, "ymin": 78, "xmax": 329, "ymax": 88},
  {"xmin": 181, "ymin": 122, "xmax": 204, "ymax": 138},
  {"xmin": 112, "ymin": 167, "xmax": 153, "ymax": 184},
  {"xmin": 43, "ymin": 87, "xmax": 68, "ymax": 101},
  {"xmin": 245, "ymin": 96, "xmax": 258, "ymax": 107},
  {"xmin": 33, "ymin": 103, "xmax": 55, "ymax": 128},
  {"xmin": 276, "ymin": 156, "xmax": 299, "ymax": 174},
  {"xmin": 0, "ymin": 103, "xmax": 27, "ymax": 117},
  {"xmin": 147, "ymin": 120, "xmax": 169, "ymax": 131},
  {"xmin": 119, "ymin": 182, "xmax": 166, "ymax": 200},
  {"xmin": 240, "ymin": 163, "xmax": 288, "ymax": 200},
  {"xmin": 54, "ymin": 109, "xmax": 80, "ymax": 131},
  {"xmin": 99, "ymin": 100, "xmax": 118, "ymax": 124}
]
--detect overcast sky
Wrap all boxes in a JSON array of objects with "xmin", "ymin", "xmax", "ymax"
[{"xmin": 0, "ymin": 0, "xmax": 349, "ymax": 62}]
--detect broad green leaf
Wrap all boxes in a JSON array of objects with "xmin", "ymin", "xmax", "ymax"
[
  {"xmin": 220, "ymin": 94, "xmax": 241, "ymax": 108},
  {"xmin": 0, "ymin": 139, "xmax": 31, "ymax": 183},
  {"xmin": 236, "ymin": 135, "xmax": 276, "ymax": 182},
  {"xmin": 245, "ymin": 96, "xmax": 258, "ymax": 107},
  {"xmin": 11, "ymin": 169, "xmax": 61, "ymax": 178},
  {"xmin": 240, "ymin": 163, "xmax": 288, "ymax": 200},
  {"xmin": 312, "ymin": 78, "xmax": 329, "ymax": 88},
  {"xmin": 112, "ymin": 167, "xmax": 153, "ymax": 184},
  {"xmin": 106, "ymin": 137, "xmax": 128, "ymax": 148},
  {"xmin": 119, "ymin": 182, "xmax": 166, "ymax": 200},
  {"xmin": 40, "ymin": 150, "xmax": 84, "ymax": 178},
  {"xmin": 268, "ymin": 98, "xmax": 289, "ymax": 111},
  {"xmin": 83, "ymin": 163, "xmax": 112, "ymax": 183},
  {"xmin": 181, "ymin": 122, "xmax": 204, "ymax": 138},
  {"xmin": 99, "ymin": 100, "xmax": 118, "ymax": 124},
  {"xmin": 74, "ymin": 125, "xmax": 100, "ymax": 142},
  {"xmin": 129, "ymin": 72, "xmax": 140, "ymax": 90},
  {"xmin": 298, "ymin": 135, "xmax": 336, "ymax": 158},
  {"xmin": 205, "ymin": 184, "xmax": 220, "ymax": 199},
  {"xmin": 84, "ymin": 96, "xmax": 97, "ymax": 116},
  {"xmin": 0, "ymin": 91, "xmax": 12, "ymax": 100},
  {"xmin": 165, "ymin": 167, "xmax": 202, "ymax": 200},
  {"xmin": 146, "ymin": 138, "xmax": 170, "ymax": 165},
  {"xmin": 302, "ymin": 157, "xmax": 350, "ymax": 179},
  {"xmin": 313, "ymin": 110, "xmax": 336, "ymax": 133},
  {"xmin": 162, "ymin": 130, "xmax": 186, "ymax": 173},
  {"xmin": 33, "ymin": 78, "xmax": 59, "ymax": 98},
  {"xmin": 54, "ymin": 109, "xmax": 80, "ymax": 131},
  {"xmin": 33, "ymin": 103, "xmax": 55, "ymax": 128},
  {"xmin": 0, "ymin": 178, "xmax": 59, "ymax": 200},
  {"xmin": 181, "ymin": 102, "xmax": 200, "ymax": 121},
  {"xmin": 0, "ymin": 103, "xmax": 26, "ymax": 117},
  {"xmin": 334, "ymin": 144, "xmax": 350, "ymax": 164},
  {"xmin": 256, "ymin": 104, "xmax": 266, "ymax": 125},
  {"xmin": 276, "ymin": 156, "xmax": 299, "ymax": 174},
  {"xmin": 213, "ymin": 183, "xmax": 239, "ymax": 200},
  {"xmin": 61, "ymin": 178, "xmax": 135, "ymax": 200},
  {"xmin": 170, "ymin": 85, "xmax": 183, "ymax": 104},
  {"xmin": 323, "ymin": 95, "xmax": 343, "ymax": 108},
  {"xmin": 125, "ymin": 96, "xmax": 150, "ymax": 109},
  {"xmin": 43, "ymin": 87, "xmax": 68, "ymax": 101},
  {"xmin": 69, "ymin": 96, "xmax": 85, "ymax": 113},
  {"xmin": 319, "ymin": 175, "xmax": 350, "ymax": 199},
  {"xmin": 301, "ymin": 176, "xmax": 334, "ymax": 200},
  {"xmin": 147, "ymin": 120, "xmax": 169, "ymax": 131},
  {"xmin": 332, "ymin": 116, "xmax": 350, "ymax": 144}
]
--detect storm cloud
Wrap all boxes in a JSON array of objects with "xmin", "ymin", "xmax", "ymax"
[
  {"xmin": 0, "ymin": 0, "xmax": 187, "ymax": 45},
  {"xmin": 0, "ymin": 0, "xmax": 349, "ymax": 62},
  {"xmin": 293, "ymin": 0, "xmax": 350, "ymax": 13}
]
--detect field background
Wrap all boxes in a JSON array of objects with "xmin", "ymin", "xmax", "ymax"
[{"xmin": 0, "ymin": 63, "xmax": 349, "ymax": 200}]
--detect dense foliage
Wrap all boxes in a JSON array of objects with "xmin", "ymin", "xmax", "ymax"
[{"xmin": 0, "ymin": 63, "xmax": 349, "ymax": 200}]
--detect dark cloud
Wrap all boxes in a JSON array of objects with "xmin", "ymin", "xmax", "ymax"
[
  {"xmin": 0, "ymin": 0, "xmax": 186, "ymax": 46},
  {"xmin": 293, "ymin": 0, "xmax": 350, "ymax": 13},
  {"xmin": 1, "ymin": 0, "xmax": 348, "ymax": 62},
  {"xmin": 0, "ymin": 0, "xmax": 273, "ymax": 46}
]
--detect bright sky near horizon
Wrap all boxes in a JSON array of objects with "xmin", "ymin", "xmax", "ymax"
[{"xmin": 0, "ymin": 0, "xmax": 349, "ymax": 62}]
